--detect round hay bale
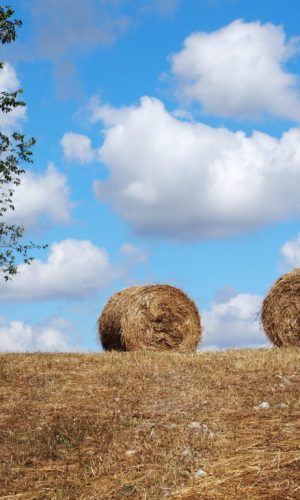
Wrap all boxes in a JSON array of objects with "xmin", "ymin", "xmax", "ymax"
[
  {"xmin": 261, "ymin": 269, "xmax": 300, "ymax": 347},
  {"xmin": 98, "ymin": 284, "xmax": 201, "ymax": 352}
]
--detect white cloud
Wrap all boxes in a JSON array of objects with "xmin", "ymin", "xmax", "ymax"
[
  {"xmin": 0, "ymin": 239, "xmax": 118, "ymax": 302},
  {"xmin": 61, "ymin": 132, "xmax": 96, "ymax": 164},
  {"xmin": 91, "ymin": 96, "xmax": 300, "ymax": 241},
  {"xmin": 281, "ymin": 234, "xmax": 300, "ymax": 267},
  {"xmin": 0, "ymin": 317, "xmax": 79, "ymax": 352},
  {"xmin": 0, "ymin": 62, "xmax": 26, "ymax": 129},
  {"xmin": 201, "ymin": 293, "xmax": 268, "ymax": 351},
  {"xmin": 0, "ymin": 61, "xmax": 19, "ymax": 91},
  {"xmin": 5, "ymin": 163, "xmax": 73, "ymax": 229},
  {"xmin": 170, "ymin": 19, "xmax": 300, "ymax": 120}
]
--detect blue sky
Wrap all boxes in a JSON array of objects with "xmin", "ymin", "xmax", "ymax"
[{"xmin": 1, "ymin": 0, "xmax": 300, "ymax": 352}]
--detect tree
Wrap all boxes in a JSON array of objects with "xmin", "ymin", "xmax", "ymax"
[{"xmin": 0, "ymin": 5, "xmax": 45, "ymax": 280}]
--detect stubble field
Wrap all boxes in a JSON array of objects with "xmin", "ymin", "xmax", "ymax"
[{"xmin": 0, "ymin": 348, "xmax": 299, "ymax": 499}]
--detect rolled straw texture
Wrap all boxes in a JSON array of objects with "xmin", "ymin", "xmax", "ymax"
[
  {"xmin": 98, "ymin": 284, "xmax": 201, "ymax": 352},
  {"xmin": 261, "ymin": 269, "xmax": 300, "ymax": 347}
]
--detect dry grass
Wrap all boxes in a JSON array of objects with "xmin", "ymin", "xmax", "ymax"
[
  {"xmin": 99, "ymin": 285, "xmax": 201, "ymax": 352},
  {"xmin": 262, "ymin": 269, "xmax": 300, "ymax": 347},
  {"xmin": 0, "ymin": 349, "xmax": 299, "ymax": 499}
]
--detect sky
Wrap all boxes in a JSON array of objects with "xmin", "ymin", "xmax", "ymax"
[{"xmin": 1, "ymin": 0, "xmax": 300, "ymax": 352}]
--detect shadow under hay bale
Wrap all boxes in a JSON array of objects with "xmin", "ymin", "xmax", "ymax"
[
  {"xmin": 98, "ymin": 284, "xmax": 201, "ymax": 352},
  {"xmin": 261, "ymin": 268, "xmax": 300, "ymax": 347}
]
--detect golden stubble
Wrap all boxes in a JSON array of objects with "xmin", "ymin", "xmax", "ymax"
[{"xmin": 0, "ymin": 348, "xmax": 299, "ymax": 499}]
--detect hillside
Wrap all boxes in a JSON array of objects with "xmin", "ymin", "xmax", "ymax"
[{"xmin": 0, "ymin": 349, "xmax": 299, "ymax": 499}]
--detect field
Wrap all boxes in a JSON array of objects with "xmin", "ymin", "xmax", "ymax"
[{"xmin": 0, "ymin": 348, "xmax": 299, "ymax": 499}]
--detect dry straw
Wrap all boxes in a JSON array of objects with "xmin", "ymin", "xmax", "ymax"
[
  {"xmin": 98, "ymin": 284, "xmax": 201, "ymax": 352},
  {"xmin": 261, "ymin": 268, "xmax": 300, "ymax": 347}
]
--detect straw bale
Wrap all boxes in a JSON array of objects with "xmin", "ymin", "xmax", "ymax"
[
  {"xmin": 98, "ymin": 284, "xmax": 201, "ymax": 352},
  {"xmin": 261, "ymin": 268, "xmax": 300, "ymax": 347}
]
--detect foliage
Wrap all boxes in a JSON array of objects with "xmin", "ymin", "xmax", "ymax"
[{"xmin": 0, "ymin": 5, "xmax": 46, "ymax": 280}]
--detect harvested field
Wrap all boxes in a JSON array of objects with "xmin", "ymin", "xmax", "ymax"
[{"xmin": 0, "ymin": 349, "xmax": 299, "ymax": 499}]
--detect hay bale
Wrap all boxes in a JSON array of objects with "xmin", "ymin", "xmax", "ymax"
[
  {"xmin": 261, "ymin": 269, "xmax": 300, "ymax": 347},
  {"xmin": 98, "ymin": 284, "xmax": 201, "ymax": 352}
]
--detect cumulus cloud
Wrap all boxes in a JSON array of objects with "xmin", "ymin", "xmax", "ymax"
[
  {"xmin": 0, "ymin": 239, "xmax": 118, "ymax": 302},
  {"xmin": 0, "ymin": 61, "xmax": 19, "ymax": 91},
  {"xmin": 170, "ymin": 19, "xmax": 300, "ymax": 120},
  {"xmin": 0, "ymin": 62, "xmax": 26, "ymax": 129},
  {"xmin": 4, "ymin": 163, "xmax": 73, "ymax": 229},
  {"xmin": 61, "ymin": 132, "xmax": 97, "ymax": 164},
  {"xmin": 281, "ymin": 234, "xmax": 300, "ymax": 267},
  {"xmin": 0, "ymin": 316, "xmax": 79, "ymax": 352},
  {"xmin": 91, "ymin": 96, "xmax": 300, "ymax": 241},
  {"xmin": 201, "ymin": 293, "xmax": 268, "ymax": 351}
]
